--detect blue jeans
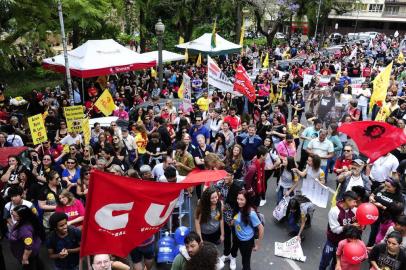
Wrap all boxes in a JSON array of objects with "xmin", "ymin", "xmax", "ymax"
[
  {"xmin": 327, "ymin": 156, "xmax": 337, "ymax": 174},
  {"xmin": 287, "ymin": 213, "xmax": 300, "ymax": 234},
  {"xmin": 276, "ymin": 186, "xmax": 293, "ymax": 205},
  {"xmin": 321, "ymin": 165, "xmax": 328, "ymax": 182},
  {"xmin": 319, "ymin": 239, "xmax": 337, "ymax": 270}
]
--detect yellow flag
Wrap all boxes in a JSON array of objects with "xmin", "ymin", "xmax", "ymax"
[
  {"xmin": 151, "ymin": 67, "xmax": 157, "ymax": 78},
  {"xmin": 277, "ymin": 85, "xmax": 283, "ymax": 100},
  {"xmin": 263, "ymin": 52, "xmax": 269, "ymax": 68},
  {"xmin": 179, "ymin": 36, "xmax": 184, "ymax": 44},
  {"xmin": 370, "ymin": 61, "xmax": 393, "ymax": 111},
  {"xmin": 82, "ymin": 118, "xmax": 91, "ymax": 145},
  {"xmin": 240, "ymin": 18, "xmax": 245, "ymax": 54},
  {"xmin": 397, "ymin": 52, "xmax": 405, "ymax": 64},
  {"xmin": 269, "ymin": 84, "xmax": 275, "ymax": 103},
  {"xmin": 196, "ymin": 53, "xmax": 202, "ymax": 67},
  {"xmin": 178, "ymin": 81, "xmax": 184, "ymax": 99},
  {"xmin": 335, "ymin": 70, "xmax": 341, "ymax": 81},
  {"xmin": 331, "ymin": 183, "xmax": 341, "ymax": 208},
  {"xmin": 95, "ymin": 89, "xmax": 116, "ymax": 116},
  {"xmin": 185, "ymin": 48, "xmax": 189, "ymax": 62}
]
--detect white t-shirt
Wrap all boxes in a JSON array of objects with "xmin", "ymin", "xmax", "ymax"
[
  {"xmin": 345, "ymin": 175, "xmax": 364, "ymax": 191},
  {"xmin": 4, "ymin": 200, "xmax": 36, "ymax": 230},
  {"xmin": 370, "ymin": 154, "xmax": 399, "ymax": 182},
  {"xmin": 7, "ymin": 134, "xmax": 24, "ymax": 147},
  {"xmin": 307, "ymin": 138, "xmax": 334, "ymax": 166},
  {"xmin": 60, "ymin": 134, "xmax": 83, "ymax": 146}
]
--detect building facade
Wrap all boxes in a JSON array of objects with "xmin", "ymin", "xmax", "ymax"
[{"xmin": 328, "ymin": 0, "xmax": 406, "ymax": 34}]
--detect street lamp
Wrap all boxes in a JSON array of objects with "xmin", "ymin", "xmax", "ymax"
[{"xmin": 155, "ymin": 19, "xmax": 165, "ymax": 92}]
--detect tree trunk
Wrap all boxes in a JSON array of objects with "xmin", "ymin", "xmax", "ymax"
[
  {"xmin": 235, "ymin": 1, "xmax": 242, "ymax": 44},
  {"xmin": 139, "ymin": 7, "xmax": 146, "ymax": 52},
  {"xmin": 72, "ymin": 25, "xmax": 80, "ymax": 49},
  {"xmin": 266, "ymin": 21, "xmax": 280, "ymax": 47}
]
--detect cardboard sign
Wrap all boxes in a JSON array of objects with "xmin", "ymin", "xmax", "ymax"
[
  {"xmin": 275, "ymin": 237, "xmax": 306, "ymax": 262},
  {"xmin": 64, "ymin": 106, "xmax": 85, "ymax": 133},
  {"xmin": 28, "ymin": 114, "xmax": 48, "ymax": 145}
]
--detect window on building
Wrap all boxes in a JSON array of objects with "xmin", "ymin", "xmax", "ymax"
[
  {"xmin": 369, "ymin": 4, "xmax": 383, "ymax": 13},
  {"xmin": 384, "ymin": 6, "xmax": 400, "ymax": 15},
  {"xmin": 355, "ymin": 3, "xmax": 368, "ymax": 11}
]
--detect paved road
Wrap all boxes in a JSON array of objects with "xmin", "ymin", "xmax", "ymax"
[{"xmin": 3, "ymin": 168, "xmax": 372, "ymax": 270}]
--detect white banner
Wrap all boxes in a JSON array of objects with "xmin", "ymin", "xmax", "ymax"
[
  {"xmin": 182, "ymin": 73, "xmax": 193, "ymax": 112},
  {"xmin": 303, "ymin": 74, "xmax": 313, "ymax": 86},
  {"xmin": 208, "ymin": 56, "xmax": 242, "ymax": 96},
  {"xmin": 275, "ymin": 237, "xmax": 307, "ymax": 262},
  {"xmin": 301, "ymin": 178, "xmax": 330, "ymax": 208}
]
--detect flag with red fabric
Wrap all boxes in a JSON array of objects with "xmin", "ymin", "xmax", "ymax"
[
  {"xmin": 233, "ymin": 64, "xmax": 256, "ymax": 103},
  {"xmin": 80, "ymin": 169, "xmax": 226, "ymax": 257},
  {"xmin": 337, "ymin": 121, "xmax": 406, "ymax": 162}
]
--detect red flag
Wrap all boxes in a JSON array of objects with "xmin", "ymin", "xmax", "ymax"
[
  {"xmin": 234, "ymin": 64, "xmax": 256, "ymax": 103},
  {"xmin": 338, "ymin": 121, "xmax": 406, "ymax": 162},
  {"xmin": 80, "ymin": 169, "xmax": 226, "ymax": 258}
]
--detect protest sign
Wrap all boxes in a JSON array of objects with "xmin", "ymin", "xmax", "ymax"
[
  {"xmin": 64, "ymin": 106, "xmax": 85, "ymax": 133},
  {"xmin": 95, "ymin": 89, "xmax": 116, "ymax": 116},
  {"xmin": 275, "ymin": 236, "xmax": 306, "ymax": 262},
  {"xmin": 301, "ymin": 178, "xmax": 330, "ymax": 208},
  {"xmin": 28, "ymin": 114, "xmax": 48, "ymax": 145},
  {"xmin": 82, "ymin": 118, "xmax": 91, "ymax": 145},
  {"xmin": 182, "ymin": 73, "xmax": 193, "ymax": 112}
]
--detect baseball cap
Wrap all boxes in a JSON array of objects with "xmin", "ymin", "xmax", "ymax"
[
  {"xmin": 140, "ymin": 165, "xmax": 152, "ymax": 174},
  {"xmin": 351, "ymin": 159, "xmax": 365, "ymax": 166}
]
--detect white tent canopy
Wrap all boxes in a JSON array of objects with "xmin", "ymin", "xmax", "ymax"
[
  {"xmin": 175, "ymin": 33, "xmax": 241, "ymax": 55},
  {"xmin": 42, "ymin": 39, "xmax": 156, "ymax": 78},
  {"xmin": 141, "ymin": 50, "xmax": 184, "ymax": 63}
]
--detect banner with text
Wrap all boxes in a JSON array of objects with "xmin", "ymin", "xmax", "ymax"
[{"xmin": 28, "ymin": 114, "xmax": 48, "ymax": 145}]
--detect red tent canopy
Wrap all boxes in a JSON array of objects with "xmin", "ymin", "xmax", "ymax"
[{"xmin": 42, "ymin": 39, "xmax": 156, "ymax": 78}]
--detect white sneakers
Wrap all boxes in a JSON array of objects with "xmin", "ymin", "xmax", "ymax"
[
  {"xmin": 220, "ymin": 254, "xmax": 231, "ymax": 262},
  {"xmin": 220, "ymin": 255, "xmax": 236, "ymax": 270},
  {"xmin": 229, "ymin": 256, "xmax": 237, "ymax": 270},
  {"xmin": 260, "ymin": 199, "xmax": 267, "ymax": 206}
]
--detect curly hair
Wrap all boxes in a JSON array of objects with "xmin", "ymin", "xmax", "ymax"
[
  {"xmin": 195, "ymin": 186, "xmax": 221, "ymax": 225},
  {"xmin": 185, "ymin": 241, "xmax": 218, "ymax": 270}
]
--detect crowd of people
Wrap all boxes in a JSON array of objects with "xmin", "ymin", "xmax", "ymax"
[{"xmin": 1, "ymin": 31, "xmax": 406, "ymax": 270}]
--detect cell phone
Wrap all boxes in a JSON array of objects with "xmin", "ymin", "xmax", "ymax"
[{"xmin": 33, "ymin": 156, "xmax": 38, "ymax": 162}]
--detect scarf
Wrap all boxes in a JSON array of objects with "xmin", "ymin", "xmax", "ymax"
[{"xmin": 255, "ymin": 158, "xmax": 265, "ymax": 195}]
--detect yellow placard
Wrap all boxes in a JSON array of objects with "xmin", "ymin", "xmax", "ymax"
[
  {"xmin": 64, "ymin": 105, "xmax": 85, "ymax": 133},
  {"xmin": 28, "ymin": 114, "xmax": 48, "ymax": 145},
  {"xmin": 94, "ymin": 89, "xmax": 116, "ymax": 116},
  {"xmin": 82, "ymin": 118, "xmax": 91, "ymax": 145}
]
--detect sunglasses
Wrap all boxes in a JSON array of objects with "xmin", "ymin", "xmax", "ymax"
[
  {"xmin": 43, "ymin": 158, "xmax": 51, "ymax": 161},
  {"xmin": 113, "ymin": 138, "xmax": 119, "ymax": 140},
  {"xmin": 67, "ymin": 161, "xmax": 76, "ymax": 164},
  {"xmin": 344, "ymin": 149, "xmax": 352, "ymax": 152}
]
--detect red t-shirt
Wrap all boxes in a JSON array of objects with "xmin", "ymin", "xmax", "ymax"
[
  {"xmin": 223, "ymin": 115, "xmax": 241, "ymax": 132},
  {"xmin": 55, "ymin": 199, "xmax": 85, "ymax": 227}
]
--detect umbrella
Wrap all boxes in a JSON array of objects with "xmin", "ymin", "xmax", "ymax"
[{"xmin": 338, "ymin": 121, "xmax": 406, "ymax": 163}]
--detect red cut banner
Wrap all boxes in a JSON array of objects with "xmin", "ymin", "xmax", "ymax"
[
  {"xmin": 80, "ymin": 169, "xmax": 226, "ymax": 258},
  {"xmin": 338, "ymin": 121, "xmax": 406, "ymax": 162},
  {"xmin": 234, "ymin": 64, "xmax": 256, "ymax": 103}
]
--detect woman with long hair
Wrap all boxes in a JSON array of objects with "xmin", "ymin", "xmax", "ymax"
[
  {"xmin": 219, "ymin": 122, "xmax": 235, "ymax": 150},
  {"xmin": 92, "ymin": 132, "xmax": 111, "ymax": 157},
  {"xmin": 293, "ymin": 154, "xmax": 325, "ymax": 187},
  {"xmin": 61, "ymin": 158, "xmax": 81, "ymax": 192},
  {"xmin": 195, "ymin": 187, "xmax": 224, "ymax": 245},
  {"xmin": 224, "ymin": 144, "xmax": 244, "ymax": 180},
  {"xmin": 9, "ymin": 205, "xmax": 45, "ymax": 269},
  {"xmin": 56, "ymin": 190, "xmax": 85, "ymax": 229},
  {"xmin": 55, "ymin": 120, "xmax": 68, "ymax": 143},
  {"xmin": 256, "ymin": 113, "xmax": 271, "ymax": 140},
  {"xmin": 286, "ymin": 195, "xmax": 315, "ymax": 239},
  {"xmin": 134, "ymin": 123, "xmax": 149, "ymax": 169},
  {"xmin": 76, "ymin": 166, "xmax": 90, "ymax": 205},
  {"xmin": 263, "ymin": 137, "xmax": 281, "ymax": 201},
  {"xmin": 276, "ymin": 156, "xmax": 299, "ymax": 204},
  {"xmin": 210, "ymin": 133, "xmax": 227, "ymax": 161},
  {"xmin": 369, "ymin": 231, "xmax": 406, "ymax": 270},
  {"xmin": 80, "ymin": 145, "xmax": 97, "ymax": 167},
  {"xmin": 1, "ymin": 155, "xmax": 24, "ymax": 186},
  {"xmin": 229, "ymin": 190, "xmax": 264, "ymax": 270}
]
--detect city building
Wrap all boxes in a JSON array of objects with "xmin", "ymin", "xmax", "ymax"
[{"xmin": 328, "ymin": 0, "xmax": 406, "ymax": 34}]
